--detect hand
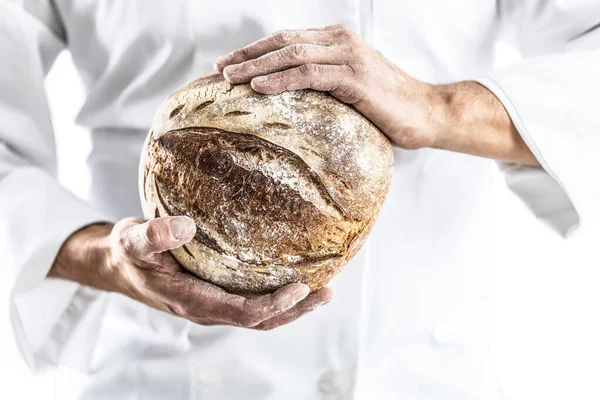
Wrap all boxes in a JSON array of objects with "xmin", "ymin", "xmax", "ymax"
[
  {"xmin": 214, "ymin": 25, "xmax": 539, "ymax": 165},
  {"xmin": 51, "ymin": 216, "xmax": 332, "ymax": 330},
  {"xmin": 214, "ymin": 24, "xmax": 439, "ymax": 149}
]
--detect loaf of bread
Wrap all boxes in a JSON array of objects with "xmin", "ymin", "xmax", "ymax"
[{"xmin": 139, "ymin": 74, "xmax": 393, "ymax": 295}]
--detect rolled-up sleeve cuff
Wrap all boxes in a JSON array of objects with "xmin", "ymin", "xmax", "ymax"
[
  {"xmin": 1, "ymin": 167, "xmax": 111, "ymax": 372},
  {"xmin": 475, "ymin": 76, "xmax": 581, "ymax": 237}
]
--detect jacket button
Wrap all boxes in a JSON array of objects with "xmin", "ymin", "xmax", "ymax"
[{"xmin": 318, "ymin": 368, "xmax": 350, "ymax": 396}]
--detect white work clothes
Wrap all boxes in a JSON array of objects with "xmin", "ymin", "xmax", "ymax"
[{"xmin": 1, "ymin": 0, "xmax": 599, "ymax": 399}]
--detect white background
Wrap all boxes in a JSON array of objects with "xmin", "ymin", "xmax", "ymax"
[{"xmin": 0, "ymin": 46, "xmax": 598, "ymax": 399}]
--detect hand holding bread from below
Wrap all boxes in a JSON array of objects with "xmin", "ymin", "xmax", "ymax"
[
  {"xmin": 50, "ymin": 217, "xmax": 332, "ymax": 330},
  {"xmin": 140, "ymin": 74, "xmax": 394, "ymax": 295}
]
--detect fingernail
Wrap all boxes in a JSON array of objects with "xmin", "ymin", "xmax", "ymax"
[
  {"xmin": 215, "ymin": 53, "xmax": 232, "ymax": 66},
  {"xmin": 292, "ymin": 285, "xmax": 310, "ymax": 303},
  {"xmin": 169, "ymin": 217, "xmax": 196, "ymax": 240}
]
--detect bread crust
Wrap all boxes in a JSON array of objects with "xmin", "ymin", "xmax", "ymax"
[{"xmin": 139, "ymin": 74, "xmax": 393, "ymax": 295}]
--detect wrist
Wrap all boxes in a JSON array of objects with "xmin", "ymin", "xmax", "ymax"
[
  {"xmin": 50, "ymin": 223, "xmax": 117, "ymax": 292},
  {"xmin": 387, "ymin": 80, "xmax": 456, "ymax": 151},
  {"xmin": 428, "ymin": 81, "xmax": 472, "ymax": 151},
  {"xmin": 427, "ymin": 81, "xmax": 539, "ymax": 165}
]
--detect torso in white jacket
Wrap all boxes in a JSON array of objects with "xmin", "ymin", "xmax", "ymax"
[{"xmin": 1, "ymin": 1, "xmax": 599, "ymax": 399}]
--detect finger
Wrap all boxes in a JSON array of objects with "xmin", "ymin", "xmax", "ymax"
[
  {"xmin": 120, "ymin": 216, "xmax": 196, "ymax": 259},
  {"xmin": 218, "ymin": 283, "xmax": 310, "ymax": 327},
  {"xmin": 163, "ymin": 274, "xmax": 234, "ymax": 320},
  {"xmin": 252, "ymin": 286, "xmax": 333, "ymax": 330},
  {"xmin": 223, "ymin": 44, "xmax": 349, "ymax": 84},
  {"xmin": 250, "ymin": 63, "xmax": 356, "ymax": 95},
  {"xmin": 214, "ymin": 30, "xmax": 337, "ymax": 73},
  {"xmin": 174, "ymin": 277, "xmax": 309, "ymax": 327}
]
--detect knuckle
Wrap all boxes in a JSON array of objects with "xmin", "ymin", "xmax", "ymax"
[
  {"xmin": 333, "ymin": 85, "xmax": 362, "ymax": 105},
  {"xmin": 335, "ymin": 27, "xmax": 355, "ymax": 42},
  {"xmin": 111, "ymin": 219, "xmax": 139, "ymax": 252},
  {"xmin": 286, "ymin": 44, "xmax": 306, "ymax": 59},
  {"xmin": 341, "ymin": 24, "xmax": 355, "ymax": 35},
  {"xmin": 273, "ymin": 30, "xmax": 293, "ymax": 46},
  {"xmin": 299, "ymin": 63, "xmax": 319, "ymax": 78},
  {"xmin": 345, "ymin": 62, "xmax": 367, "ymax": 82},
  {"xmin": 116, "ymin": 232, "xmax": 129, "ymax": 249},
  {"xmin": 116, "ymin": 233, "xmax": 135, "ymax": 256},
  {"xmin": 330, "ymin": 76, "xmax": 362, "ymax": 104},
  {"xmin": 337, "ymin": 24, "xmax": 352, "ymax": 34},
  {"xmin": 143, "ymin": 222, "xmax": 164, "ymax": 250},
  {"xmin": 237, "ymin": 46, "xmax": 252, "ymax": 59},
  {"xmin": 340, "ymin": 31, "xmax": 352, "ymax": 42}
]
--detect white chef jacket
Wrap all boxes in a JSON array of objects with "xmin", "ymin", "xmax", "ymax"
[{"xmin": 0, "ymin": 0, "xmax": 598, "ymax": 399}]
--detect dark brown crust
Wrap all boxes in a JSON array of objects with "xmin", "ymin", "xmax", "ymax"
[{"xmin": 148, "ymin": 128, "xmax": 362, "ymax": 267}]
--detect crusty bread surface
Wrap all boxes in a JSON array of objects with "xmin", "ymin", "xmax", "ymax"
[{"xmin": 139, "ymin": 74, "xmax": 393, "ymax": 295}]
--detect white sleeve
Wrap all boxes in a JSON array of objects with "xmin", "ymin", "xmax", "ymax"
[
  {"xmin": 0, "ymin": 1, "xmax": 110, "ymax": 373},
  {"xmin": 476, "ymin": 1, "xmax": 600, "ymax": 236}
]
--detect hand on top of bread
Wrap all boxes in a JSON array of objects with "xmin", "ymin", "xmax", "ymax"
[
  {"xmin": 214, "ymin": 24, "xmax": 539, "ymax": 166},
  {"xmin": 214, "ymin": 24, "xmax": 440, "ymax": 150}
]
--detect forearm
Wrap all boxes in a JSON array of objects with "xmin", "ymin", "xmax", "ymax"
[
  {"xmin": 430, "ymin": 81, "xmax": 540, "ymax": 166},
  {"xmin": 49, "ymin": 223, "xmax": 116, "ymax": 292}
]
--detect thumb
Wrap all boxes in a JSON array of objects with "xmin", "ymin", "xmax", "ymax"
[{"xmin": 128, "ymin": 216, "xmax": 197, "ymax": 256}]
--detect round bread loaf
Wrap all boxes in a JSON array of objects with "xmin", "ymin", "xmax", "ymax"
[{"xmin": 139, "ymin": 74, "xmax": 393, "ymax": 295}]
